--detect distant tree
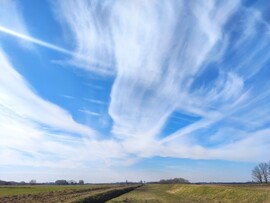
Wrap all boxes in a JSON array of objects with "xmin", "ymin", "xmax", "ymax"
[
  {"xmin": 78, "ymin": 180, "xmax": 84, "ymax": 185},
  {"xmin": 268, "ymin": 161, "xmax": 270, "ymax": 179},
  {"xmin": 0, "ymin": 180, "xmax": 7, "ymax": 185},
  {"xmin": 252, "ymin": 165, "xmax": 264, "ymax": 183},
  {"xmin": 29, "ymin": 180, "xmax": 36, "ymax": 185},
  {"xmin": 55, "ymin": 180, "xmax": 68, "ymax": 185},
  {"xmin": 258, "ymin": 163, "xmax": 269, "ymax": 183}
]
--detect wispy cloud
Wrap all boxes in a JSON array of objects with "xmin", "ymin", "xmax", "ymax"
[
  {"xmin": 0, "ymin": 24, "xmax": 109, "ymax": 67},
  {"xmin": 1, "ymin": 0, "xmax": 270, "ymax": 181},
  {"xmin": 0, "ymin": 49, "xmax": 96, "ymax": 136},
  {"xmin": 0, "ymin": 25, "xmax": 74, "ymax": 54},
  {"xmin": 84, "ymin": 98, "xmax": 107, "ymax": 106},
  {"xmin": 107, "ymin": 0, "xmax": 240, "ymax": 140},
  {"xmin": 0, "ymin": 25, "xmax": 109, "ymax": 69},
  {"xmin": 54, "ymin": 0, "xmax": 270, "ymax": 163},
  {"xmin": 79, "ymin": 109, "xmax": 100, "ymax": 116},
  {"xmin": 53, "ymin": 0, "xmax": 115, "ymax": 75},
  {"xmin": 61, "ymin": 95, "xmax": 75, "ymax": 100},
  {"xmin": 0, "ymin": 48, "xmax": 108, "ymax": 168}
]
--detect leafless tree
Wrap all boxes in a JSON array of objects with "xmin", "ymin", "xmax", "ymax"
[
  {"xmin": 258, "ymin": 162, "xmax": 269, "ymax": 183},
  {"xmin": 252, "ymin": 166, "xmax": 263, "ymax": 183},
  {"xmin": 268, "ymin": 161, "xmax": 270, "ymax": 181},
  {"xmin": 252, "ymin": 162, "xmax": 270, "ymax": 183}
]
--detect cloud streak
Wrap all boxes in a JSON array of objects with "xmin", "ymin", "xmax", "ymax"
[
  {"xmin": 0, "ymin": 23, "xmax": 111, "ymax": 69},
  {"xmin": 0, "ymin": 0, "xmax": 32, "ymax": 48},
  {"xmin": 0, "ymin": 25, "xmax": 74, "ymax": 54}
]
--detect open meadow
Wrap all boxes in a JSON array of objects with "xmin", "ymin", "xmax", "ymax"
[
  {"xmin": 109, "ymin": 184, "xmax": 270, "ymax": 203},
  {"xmin": 1, "ymin": 183, "xmax": 270, "ymax": 202},
  {"xmin": 0, "ymin": 184, "xmax": 139, "ymax": 203}
]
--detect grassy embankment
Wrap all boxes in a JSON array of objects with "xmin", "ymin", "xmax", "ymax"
[{"xmin": 108, "ymin": 184, "xmax": 270, "ymax": 203}]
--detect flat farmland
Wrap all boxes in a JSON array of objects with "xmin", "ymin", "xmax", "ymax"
[
  {"xmin": 108, "ymin": 184, "xmax": 270, "ymax": 203},
  {"xmin": 0, "ymin": 184, "xmax": 139, "ymax": 203}
]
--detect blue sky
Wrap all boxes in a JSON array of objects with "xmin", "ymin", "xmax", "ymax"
[{"xmin": 0, "ymin": 0, "xmax": 270, "ymax": 183}]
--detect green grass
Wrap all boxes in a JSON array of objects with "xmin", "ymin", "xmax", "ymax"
[
  {"xmin": 108, "ymin": 184, "xmax": 270, "ymax": 203},
  {"xmin": 0, "ymin": 184, "xmax": 107, "ymax": 197},
  {"xmin": 0, "ymin": 184, "xmax": 138, "ymax": 203}
]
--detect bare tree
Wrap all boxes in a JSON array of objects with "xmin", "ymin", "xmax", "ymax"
[
  {"xmin": 252, "ymin": 166, "xmax": 263, "ymax": 183},
  {"xmin": 258, "ymin": 162, "xmax": 269, "ymax": 183},
  {"xmin": 268, "ymin": 161, "xmax": 270, "ymax": 177}
]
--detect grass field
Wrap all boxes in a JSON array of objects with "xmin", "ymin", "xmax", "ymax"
[
  {"xmin": 0, "ymin": 184, "xmax": 139, "ymax": 203},
  {"xmin": 108, "ymin": 184, "xmax": 270, "ymax": 203},
  {"xmin": 0, "ymin": 185, "xmax": 107, "ymax": 197},
  {"xmin": 2, "ymin": 184, "xmax": 270, "ymax": 203}
]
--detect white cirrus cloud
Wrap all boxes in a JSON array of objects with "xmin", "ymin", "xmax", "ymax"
[
  {"xmin": 2, "ymin": 0, "xmax": 270, "ymax": 174},
  {"xmin": 53, "ymin": 0, "xmax": 270, "ymax": 164}
]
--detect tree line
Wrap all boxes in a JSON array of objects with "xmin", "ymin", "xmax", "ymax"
[
  {"xmin": 0, "ymin": 179, "xmax": 84, "ymax": 185},
  {"xmin": 252, "ymin": 161, "xmax": 270, "ymax": 183},
  {"xmin": 159, "ymin": 178, "xmax": 190, "ymax": 184},
  {"xmin": 54, "ymin": 180, "xmax": 85, "ymax": 185}
]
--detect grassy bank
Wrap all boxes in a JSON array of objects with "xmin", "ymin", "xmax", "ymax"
[{"xmin": 108, "ymin": 184, "xmax": 270, "ymax": 203}]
